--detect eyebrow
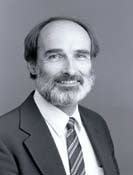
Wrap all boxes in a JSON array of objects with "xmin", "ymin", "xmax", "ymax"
[
  {"xmin": 44, "ymin": 49, "xmax": 63, "ymax": 57},
  {"xmin": 44, "ymin": 49, "xmax": 90, "ymax": 56},
  {"xmin": 74, "ymin": 49, "xmax": 90, "ymax": 55}
]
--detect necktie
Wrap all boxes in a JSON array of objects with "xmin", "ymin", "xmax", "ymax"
[{"xmin": 66, "ymin": 117, "xmax": 86, "ymax": 175}]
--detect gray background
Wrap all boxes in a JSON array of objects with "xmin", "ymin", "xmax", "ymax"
[{"xmin": 0, "ymin": 0, "xmax": 132, "ymax": 174}]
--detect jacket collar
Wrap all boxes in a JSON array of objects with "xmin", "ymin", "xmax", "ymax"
[
  {"xmin": 79, "ymin": 105, "xmax": 118, "ymax": 175},
  {"xmin": 20, "ymin": 91, "xmax": 66, "ymax": 175}
]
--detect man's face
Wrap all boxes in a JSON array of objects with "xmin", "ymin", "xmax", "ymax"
[{"xmin": 34, "ymin": 20, "xmax": 94, "ymax": 106}]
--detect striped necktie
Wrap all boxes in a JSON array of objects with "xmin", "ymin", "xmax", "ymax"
[{"xmin": 66, "ymin": 117, "xmax": 86, "ymax": 175}]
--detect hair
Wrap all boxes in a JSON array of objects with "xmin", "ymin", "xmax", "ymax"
[{"xmin": 24, "ymin": 16, "xmax": 100, "ymax": 79}]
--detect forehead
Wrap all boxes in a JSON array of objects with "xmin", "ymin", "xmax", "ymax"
[{"xmin": 38, "ymin": 20, "xmax": 91, "ymax": 50}]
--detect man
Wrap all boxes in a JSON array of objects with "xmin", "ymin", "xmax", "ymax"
[{"xmin": 0, "ymin": 17, "xmax": 119, "ymax": 175}]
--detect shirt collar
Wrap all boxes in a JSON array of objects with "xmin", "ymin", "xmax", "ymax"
[{"xmin": 34, "ymin": 90, "xmax": 82, "ymax": 136}]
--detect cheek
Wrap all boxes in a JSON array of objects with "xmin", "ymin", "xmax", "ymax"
[
  {"xmin": 78, "ymin": 62, "xmax": 92, "ymax": 75},
  {"xmin": 39, "ymin": 62, "xmax": 64, "ymax": 76}
]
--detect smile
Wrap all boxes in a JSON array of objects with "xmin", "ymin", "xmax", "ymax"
[{"xmin": 56, "ymin": 80, "xmax": 80, "ymax": 87}]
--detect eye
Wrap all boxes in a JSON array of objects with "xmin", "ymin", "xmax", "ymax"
[
  {"xmin": 47, "ymin": 54, "xmax": 64, "ymax": 61},
  {"xmin": 76, "ymin": 54, "xmax": 89, "ymax": 60}
]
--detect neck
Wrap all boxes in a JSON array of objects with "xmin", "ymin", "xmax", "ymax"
[{"xmin": 56, "ymin": 104, "xmax": 77, "ymax": 116}]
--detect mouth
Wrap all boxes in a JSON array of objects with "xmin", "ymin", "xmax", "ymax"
[{"xmin": 56, "ymin": 80, "xmax": 80, "ymax": 87}]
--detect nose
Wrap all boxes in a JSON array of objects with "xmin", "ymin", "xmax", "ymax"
[{"xmin": 63, "ymin": 58, "xmax": 77, "ymax": 76}]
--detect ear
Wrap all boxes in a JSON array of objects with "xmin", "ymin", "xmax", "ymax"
[{"xmin": 27, "ymin": 62, "xmax": 38, "ymax": 76}]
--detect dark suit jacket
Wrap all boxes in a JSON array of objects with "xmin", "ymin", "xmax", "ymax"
[{"xmin": 0, "ymin": 92, "xmax": 119, "ymax": 175}]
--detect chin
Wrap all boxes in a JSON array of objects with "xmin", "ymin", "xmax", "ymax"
[
  {"xmin": 41, "ymin": 83, "xmax": 93, "ymax": 107},
  {"xmin": 36, "ymin": 74, "xmax": 94, "ymax": 106}
]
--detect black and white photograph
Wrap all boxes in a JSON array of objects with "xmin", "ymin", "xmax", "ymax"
[{"xmin": 0, "ymin": 0, "xmax": 132, "ymax": 175}]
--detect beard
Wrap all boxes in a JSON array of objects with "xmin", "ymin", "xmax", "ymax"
[{"xmin": 35, "ymin": 70, "xmax": 95, "ymax": 106}]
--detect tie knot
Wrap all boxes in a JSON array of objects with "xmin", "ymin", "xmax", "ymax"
[{"xmin": 66, "ymin": 117, "xmax": 75, "ymax": 130}]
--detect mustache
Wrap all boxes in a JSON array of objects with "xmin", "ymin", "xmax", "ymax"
[{"xmin": 54, "ymin": 73, "xmax": 84, "ymax": 84}]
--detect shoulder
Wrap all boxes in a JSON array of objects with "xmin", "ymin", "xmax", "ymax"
[
  {"xmin": 0, "ymin": 107, "xmax": 20, "ymax": 137},
  {"xmin": 0, "ymin": 91, "xmax": 34, "ymax": 135},
  {"xmin": 79, "ymin": 105, "xmax": 107, "ymax": 124},
  {"xmin": 79, "ymin": 105, "xmax": 114, "ymax": 144},
  {"xmin": 78, "ymin": 105, "xmax": 111, "ymax": 134}
]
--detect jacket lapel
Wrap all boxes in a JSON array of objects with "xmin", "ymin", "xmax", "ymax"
[
  {"xmin": 19, "ymin": 92, "xmax": 66, "ymax": 175},
  {"xmin": 79, "ymin": 106, "xmax": 118, "ymax": 175}
]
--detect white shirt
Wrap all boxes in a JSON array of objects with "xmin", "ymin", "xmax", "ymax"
[{"xmin": 34, "ymin": 90, "xmax": 104, "ymax": 175}]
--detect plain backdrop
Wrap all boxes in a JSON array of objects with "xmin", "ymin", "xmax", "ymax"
[{"xmin": 0, "ymin": 0, "xmax": 132, "ymax": 174}]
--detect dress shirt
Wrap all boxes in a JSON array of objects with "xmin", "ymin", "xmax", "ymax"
[{"xmin": 34, "ymin": 90, "xmax": 104, "ymax": 175}]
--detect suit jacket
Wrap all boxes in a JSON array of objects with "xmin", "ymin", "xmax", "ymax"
[{"xmin": 0, "ymin": 92, "xmax": 119, "ymax": 175}]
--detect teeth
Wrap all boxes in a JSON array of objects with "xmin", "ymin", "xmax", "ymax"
[{"xmin": 60, "ymin": 80, "xmax": 77, "ymax": 84}]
